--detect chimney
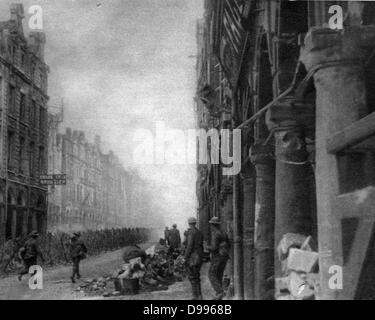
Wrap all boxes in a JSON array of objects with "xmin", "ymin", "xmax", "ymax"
[
  {"xmin": 10, "ymin": 4, "xmax": 24, "ymax": 23},
  {"xmin": 28, "ymin": 32, "xmax": 46, "ymax": 60}
]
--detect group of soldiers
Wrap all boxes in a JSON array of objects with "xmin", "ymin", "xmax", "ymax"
[
  {"xmin": 13, "ymin": 219, "xmax": 229, "ymax": 300},
  {"xmin": 16, "ymin": 230, "xmax": 87, "ymax": 283},
  {"xmin": 165, "ymin": 216, "xmax": 230, "ymax": 300}
]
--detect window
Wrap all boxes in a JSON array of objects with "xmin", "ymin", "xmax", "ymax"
[
  {"xmin": 38, "ymin": 146, "xmax": 45, "ymax": 174},
  {"xmin": 9, "ymin": 45, "xmax": 16, "ymax": 63},
  {"xmin": 7, "ymin": 131, "xmax": 14, "ymax": 169},
  {"xmin": 30, "ymin": 100, "xmax": 36, "ymax": 126},
  {"xmin": 19, "ymin": 137, "xmax": 25, "ymax": 174},
  {"xmin": 8, "ymin": 85, "xmax": 16, "ymax": 114},
  {"xmin": 39, "ymin": 105, "xmax": 43, "ymax": 130},
  {"xmin": 29, "ymin": 142, "xmax": 35, "ymax": 177},
  {"xmin": 30, "ymin": 61, "xmax": 36, "ymax": 80},
  {"xmin": 20, "ymin": 93, "xmax": 26, "ymax": 121},
  {"xmin": 21, "ymin": 51, "xmax": 26, "ymax": 70}
]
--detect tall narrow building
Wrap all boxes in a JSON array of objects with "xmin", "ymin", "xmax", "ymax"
[{"xmin": 0, "ymin": 4, "xmax": 49, "ymax": 244}]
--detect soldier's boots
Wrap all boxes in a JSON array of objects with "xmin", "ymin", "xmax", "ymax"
[{"xmin": 192, "ymin": 282, "xmax": 203, "ymax": 300}]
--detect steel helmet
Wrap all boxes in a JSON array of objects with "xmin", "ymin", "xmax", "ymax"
[
  {"xmin": 188, "ymin": 217, "xmax": 197, "ymax": 224},
  {"xmin": 209, "ymin": 216, "xmax": 221, "ymax": 225}
]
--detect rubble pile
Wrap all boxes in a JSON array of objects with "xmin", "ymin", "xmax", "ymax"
[
  {"xmin": 79, "ymin": 243, "xmax": 185, "ymax": 297},
  {"xmin": 75, "ymin": 277, "xmax": 115, "ymax": 297},
  {"xmin": 275, "ymin": 234, "xmax": 320, "ymax": 300}
]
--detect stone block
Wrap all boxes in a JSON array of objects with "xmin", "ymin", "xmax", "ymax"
[
  {"xmin": 277, "ymin": 233, "xmax": 313, "ymax": 261},
  {"xmin": 288, "ymin": 271, "xmax": 315, "ymax": 300},
  {"xmin": 287, "ymin": 248, "xmax": 318, "ymax": 273},
  {"xmin": 275, "ymin": 277, "xmax": 289, "ymax": 293}
]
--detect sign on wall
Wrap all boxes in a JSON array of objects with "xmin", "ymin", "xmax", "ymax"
[{"xmin": 39, "ymin": 174, "xmax": 66, "ymax": 185}]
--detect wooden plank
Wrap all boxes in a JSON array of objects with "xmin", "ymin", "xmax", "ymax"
[
  {"xmin": 327, "ymin": 112, "xmax": 375, "ymax": 154},
  {"xmin": 333, "ymin": 186, "xmax": 375, "ymax": 299},
  {"xmin": 335, "ymin": 186, "xmax": 375, "ymax": 219}
]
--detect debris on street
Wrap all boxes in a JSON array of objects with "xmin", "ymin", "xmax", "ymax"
[{"xmin": 78, "ymin": 243, "xmax": 187, "ymax": 298}]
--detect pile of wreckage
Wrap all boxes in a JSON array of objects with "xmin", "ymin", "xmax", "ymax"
[
  {"xmin": 79, "ymin": 242, "xmax": 186, "ymax": 297},
  {"xmin": 275, "ymin": 234, "xmax": 320, "ymax": 300}
]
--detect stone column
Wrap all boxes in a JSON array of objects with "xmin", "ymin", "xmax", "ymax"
[
  {"xmin": 22, "ymin": 208, "xmax": 29, "ymax": 237},
  {"xmin": 233, "ymin": 174, "xmax": 244, "ymax": 299},
  {"xmin": 223, "ymin": 183, "xmax": 234, "ymax": 292},
  {"xmin": 0, "ymin": 206, "xmax": 5, "ymax": 244},
  {"xmin": 11, "ymin": 208, "xmax": 17, "ymax": 239},
  {"xmin": 266, "ymin": 99, "xmax": 315, "ymax": 279},
  {"xmin": 300, "ymin": 26, "xmax": 375, "ymax": 300},
  {"xmin": 250, "ymin": 143, "xmax": 275, "ymax": 300},
  {"xmin": 32, "ymin": 210, "xmax": 38, "ymax": 231},
  {"xmin": 241, "ymin": 164, "xmax": 256, "ymax": 300}
]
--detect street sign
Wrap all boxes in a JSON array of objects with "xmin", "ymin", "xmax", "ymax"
[{"xmin": 39, "ymin": 174, "xmax": 67, "ymax": 185}]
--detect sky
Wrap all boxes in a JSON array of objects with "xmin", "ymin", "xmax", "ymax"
[{"xmin": 0, "ymin": 0, "xmax": 203, "ymax": 229}]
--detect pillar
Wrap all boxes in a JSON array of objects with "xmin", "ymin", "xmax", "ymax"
[
  {"xmin": 32, "ymin": 210, "xmax": 37, "ymax": 231},
  {"xmin": 11, "ymin": 208, "xmax": 17, "ymax": 239},
  {"xmin": 223, "ymin": 183, "xmax": 234, "ymax": 291},
  {"xmin": 241, "ymin": 164, "xmax": 256, "ymax": 300},
  {"xmin": 300, "ymin": 26, "xmax": 374, "ymax": 299},
  {"xmin": 0, "ymin": 206, "xmax": 5, "ymax": 244},
  {"xmin": 22, "ymin": 208, "xmax": 29, "ymax": 237},
  {"xmin": 266, "ymin": 99, "xmax": 315, "ymax": 279},
  {"xmin": 233, "ymin": 174, "xmax": 244, "ymax": 299},
  {"xmin": 250, "ymin": 143, "xmax": 275, "ymax": 300}
]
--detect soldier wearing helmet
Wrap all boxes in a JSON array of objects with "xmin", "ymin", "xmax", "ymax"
[
  {"xmin": 206, "ymin": 216, "xmax": 230, "ymax": 300},
  {"xmin": 184, "ymin": 217, "xmax": 204, "ymax": 300},
  {"xmin": 18, "ymin": 231, "xmax": 45, "ymax": 281},
  {"xmin": 168, "ymin": 223, "xmax": 181, "ymax": 254},
  {"xmin": 68, "ymin": 232, "xmax": 87, "ymax": 283}
]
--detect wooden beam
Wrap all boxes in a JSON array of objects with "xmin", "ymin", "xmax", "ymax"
[
  {"xmin": 327, "ymin": 112, "xmax": 375, "ymax": 154},
  {"xmin": 333, "ymin": 186, "xmax": 375, "ymax": 300}
]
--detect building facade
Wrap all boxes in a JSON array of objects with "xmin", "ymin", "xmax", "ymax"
[
  {"xmin": 0, "ymin": 4, "xmax": 49, "ymax": 244},
  {"xmin": 196, "ymin": 0, "xmax": 375, "ymax": 300},
  {"xmin": 47, "ymin": 123, "xmax": 131, "ymax": 232}
]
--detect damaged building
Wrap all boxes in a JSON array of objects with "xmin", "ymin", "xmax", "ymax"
[{"xmin": 195, "ymin": 0, "xmax": 375, "ymax": 300}]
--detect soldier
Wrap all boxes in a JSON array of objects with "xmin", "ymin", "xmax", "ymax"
[
  {"xmin": 18, "ymin": 231, "xmax": 45, "ymax": 281},
  {"xmin": 206, "ymin": 217, "xmax": 230, "ymax": 300},
  {"xmin": 164, "ymin": 226, "xmax": 170, "ymax": 246},
  {"xmin": 68, "ymin": 232, "xmax": 87, "ymax": 283},
  {"xmin": 168, "ymin": 224, "xmax": 181, "ymax": 254},
  {"xmin": 184, "ymin": 217, "xmax": 204, "ymax": 300}
]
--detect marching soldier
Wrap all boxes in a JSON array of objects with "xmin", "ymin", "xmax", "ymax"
[
  {"xmin": 184, "ymin": 217, "xmax": 204, "ymax": 300},
  {"xmin": 18, "ymin": 231, "xmax": 45, "ymax": 281},
  {"xmin": 168, "ymin": 224, "xmax": 181, "ymax": 252},
  {"xmin": 164, "ymin": 226, "xmax": 170, "ymax": 246},
  {"xmin": 68, "ymin": 232, "xmax": 87, "ymax": 283},
  {"xmin": 206, "ymin": 217, "xmax": 230, "ymax": 300}
]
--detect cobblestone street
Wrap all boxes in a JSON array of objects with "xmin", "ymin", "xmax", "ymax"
[{"xmin": 0, "ymin": 243, "xmax": 215, "ymax": 300}]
